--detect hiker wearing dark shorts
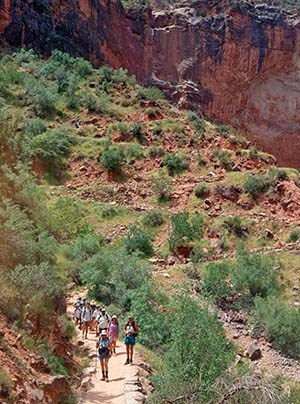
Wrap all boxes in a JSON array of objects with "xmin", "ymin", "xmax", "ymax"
[
  {"xmin": 124, "ymin": 316, "xmax": 139, "ymax": 365},
  {"xmin": 97, "ymin": 329, "xmax": 111, "ymax": 382},
  {"xmin": 81, "ymin": 302, "xmax": 92, "ymax": 339}
]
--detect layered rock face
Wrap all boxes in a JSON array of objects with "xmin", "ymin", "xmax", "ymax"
[{"xmin": 1, "ymin": 0, "xmax": 300, "ymax": 166}]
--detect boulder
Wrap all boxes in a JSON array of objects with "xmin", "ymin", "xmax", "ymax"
[
  {"xmin": 246, "ymin": 342, "xmax": 262, "ymax": 361},
  {"xmin": 216, "ymin": 185, "xmax": 242, "ymax": 202}
]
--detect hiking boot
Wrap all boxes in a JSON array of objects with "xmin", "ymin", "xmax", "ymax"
[{"xmin": 124, "ymin": 359, "xmax": 130, "ymax": 365}]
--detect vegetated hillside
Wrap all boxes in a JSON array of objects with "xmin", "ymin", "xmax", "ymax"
[
  {"xmin": 1, "ymin": 49, "xmax": 300, "ymax": 403},
  {"xmin": 1, "ymin": 1, "xmax": 300, "ymax": 168}
]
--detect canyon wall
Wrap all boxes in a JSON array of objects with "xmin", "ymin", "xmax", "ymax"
[{"xmin": 0, "ymin": 0, "xmax": 300, "ymax": 167}]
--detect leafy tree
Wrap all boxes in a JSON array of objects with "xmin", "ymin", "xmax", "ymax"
[
  {"xmin": 125, "ymin": 226, "xmax": 153, "ymax": 257},
  {"xmin": 244, "ymin": 174, "xmax": 269, "ymax": 199},
  {"xmin": 99, "ymin": 145, "xmax": 125, "ymax": 172},
  {"xmin": 202, "ymin": 261, "xmax": 231, "ymax": 301},
  {"xmin": 151, "ymin": 172, "xmax": 173, "ymax": 202},
  {"xmin": 168, "ymin": 212, "xmax": 204, "ymax": 252}
]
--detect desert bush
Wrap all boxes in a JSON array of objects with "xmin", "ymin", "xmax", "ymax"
[
  {"xmin": 27, "ymin": 82, "xmax": 58, "ymax": 116},
  {"xmin": 232, "ymin": 249, "xmax": 280, "ymax": 299},
  {"xmin": 216, "ymin": 124, "xmax": 230, "ymax": 137},
  {"xmin": 84, "ymin": 94, "xmax": 109, "ymax": 114},
  {"xmin": 38, "ymin": 343, "xmax": 68, "ymax": 375},
  {"xmin": 244, "ymin": 174, "xmax": 269, "ymax": 199},
  {"xmin": 46, "ymin": 198, "xmax": 90, "ymax": 242},
  {"xmin": 253, "ymin": 295, "xmax": 300, "ymax": 359},
  {"xmin": 99, "ymin": 145, "xmax": 125, "ymax": 172},
  {"xmin": 123, "ymin": 143, "xmax": 144, "ymax": 162},
  {"xmin": 68, "ymin": 233, "xmax": 104, "ymax": 261},
  {"xmin": 80, "ymin": 247, "xmax": 150, "ymax": 308},
  {"xmin": 163, "ymin": 153, "xmax": 189, "ymax": 176},
  {"xmin": 151, "ymin": 296, "xmax": 234, "ymax": 403},
  {"xmin": 194, "ymin": 182, "xmax": 209, "ymax": 198},
  {"xmin": 168, "ymin": 212, "xmax": 204, "ymax": 252},
  {"xmin": 137, "ymin": 86, "xmax": 164, "ymax": 101},
  {"xmin": 212, "ymin": 149, "xmax": 233, "ymax": 170},
  {"xmin": 288, "ymin": 228, "xmax": 300, "ymax": 242},
  {"xmin": 223, "ymin": 216, "xmax": 247, "ymax": 238},
  {"xmin": 125, "ymin": 226, "xmax": 153, "ymax": 257},
  {"xmin": 268, "ymin": 168, "xmax": 289, "ymax": 184},
  {"xmin": 0, "ymin": 369, "xmax": 12, "ymax": 399},
  {"xmin": 151, "ymin": 172, "xmax": 173, "ymax": 202},
  {"xmin": 24, "ymin": 118, "xmax": 46, "ymax": 138},
  {"xmin": 148, "ymin": 145, "xmax": 165, "ymax": 158},
  {"xmin": 202, "ymin": 261, "xmax": 231, "ymax": 301},
  {"xmin": 101, "ymin": 205, "xmax": 120, "ymax": 219},
  {"xmin": 131, "ymin": 122, "xmax": 144, "ymax": 143},
  {"xmin": 142, "ymin": 211, "xmax": 164, "ymax": 227}
]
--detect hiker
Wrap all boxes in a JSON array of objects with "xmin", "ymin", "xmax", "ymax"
[
  {"xmin": 124, "ymin": 316, "xmax": 138, "ymax": 365},
  {"xmin": 74, "ymin": 116, "xmax": 81, "ymax": 129},
  {"xmin": 73, "ymin": 304, "xmax": 82, "ymax": 326},
  {"xmin": 97, "ymin": 307, "xmax": 111, "ymax": 336},
  {"xmin": 108, "ymin": 315, "xmax": 119, "ymax": 355},
  {"xmin": 74, "ymin": 297, "xmax": 82, "ymax": 308},
  {"xmin": 91, "ymin": 304, "xmax": 101, "ymax": 332},
  {"xmin": 81, "ymin": 302, "xmax": 93, "ymax": 339},
  {"xmin": 96, "ymin": 329, "xmax": 111, "ymax": 382}
]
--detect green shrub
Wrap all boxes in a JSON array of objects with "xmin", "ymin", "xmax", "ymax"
[
  {"xmin": 28, "ymin": 83, "xmax": 58, "ymax": 116},
  {"xmin": 223, "ymin": 216, "xmax": 246, "ymax": 238},
  {"xmin": 0, "ymin": 369, "xmax": 12, "ymax": 399},
  {"xmin": 38, "ymin": 344, "xmax": 68, "ymax": 375},
  {"xmin": 137, "ymin": 86, "xmax": 164, "ymax": 101},
  {"xmin": 244, "ymin": 174, "xmax": 269, "ymax": 199},
  {"xmin": 85, "ymin": 94, "xmax": 109, "ymax": 114},
  {"xmin": 194, "ymin": 182, "xmax": 209, "ymax": 198},
  {"xmin": 131, "ymin": 122, "xmax": 144, "ymax": 143},
  {"xmin": 142, "ymin": 211, "xmax": 164, "ymax": 227},
  {"xmin": 69, "ymin": 233, "xmax": 104, "ymax": 261},
  {"xmin": 163, "ymin": 153, "xmax": 189, "ymax": 176},
  {"xmin": 148, "ymin": 145, "xmax": 165, "ymax": 158},
  {"xmin": 168, "ymin": 212, "xmax": 204, "ymax": 252},
  {"xmin": 202, "ymin": 261, "xmax": 231, "ymax": 301},
  {"xmin": 24, "ymin": 118, "xmax": 46, "ymax": 138},
  {"xmin": 125, "ymin": 226, "xmax": 153, "ymax": 257},
  {"xmin": 123, "ymin": 143, "xmax": 144, "ymax": 162},
  {"xmin": 212, "ymin": 149, "xmax": 233, "ymax": 170},
  {"xmin": 232, "ymin": 249, "xmax": 280, "ymax": 298},
  {"xmin": 151, "ymin": 296, "xmax": 234, "ymax": 402},
  {"xmin": 216, "ymin": 124, "xmax": 230, "ymax": 137},
  {"xmin": 288, "ymin": 228, "xmax": 300, "ymax": 242},
  {"xmin": 99, "ymin": 145, "xmax": 125, "ymax": 172},
  {"xmin": 253, "ymin": 295, "xmax": 300, "ymax": 359},
  {"xmin": 151, "ymin": 173, "xmax": 173, "ymax": 202},
  {"xmin": 101, "ymin": 205, "xmax": 120, "ymax": 219}
]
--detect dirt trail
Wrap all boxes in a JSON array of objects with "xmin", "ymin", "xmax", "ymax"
[{"xmin": 67, "ymin": 291, "xmax": 145, "ymax": 404}]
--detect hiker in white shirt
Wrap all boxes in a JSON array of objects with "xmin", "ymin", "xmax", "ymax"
[
  {"xmin": 81, "ymin": 302, "xmax": 93, "ymax": 339},
  {"xmin": 92, "ymin": 305, "xmax": 101, "ymax": 333},
  {"xmin": 97, "ymin": 308, "xmax": 111, "ymax": 336}
]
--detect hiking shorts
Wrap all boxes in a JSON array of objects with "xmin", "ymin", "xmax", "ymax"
[
  {"xmin": 124, "ymin": 335, "xmax": 136, "ymax": 345},
  {"xmin": 82, "ymin": 320, "xmax": 90, "ymax": 328}
]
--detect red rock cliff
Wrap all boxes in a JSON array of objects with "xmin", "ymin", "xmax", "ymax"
[{"xmin": 0, "ymin": 0, "xmax": 300, "ymax": 167}]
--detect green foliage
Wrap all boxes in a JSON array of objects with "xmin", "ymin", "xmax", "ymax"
[
  {"xmin": 151, "ymin": 296, "xmax": 234, "ymax": 402},
  {"xmin": 80, "ymin": 248, "xmax": 150, "ymax": 308},
  {"xmin": 168, "ymin": 212, "xmax": 204, "ymax": 252},
  {"xmin": 216, "ymin": 124, "xmax": 230, "ymax": 137},
  {"xmin": 24, "ymin": 118, "xmax": 46, "ymax": 138},
  {"xmin": 288, "ymin": 228, "xmax": 300, "ymax": 243},
  {"xmin": 148, "ymin": 145, "xmax": 165, "ymax": 158},
  {"xmin": 125, "ymin": 226, "xmax": 153, "ymax": 257},
  {"xmin": 233, "ymin": 249, "xmax": 280, "ymax": 298},
  {"xmin": 0, "ymin": 369, "xmax": 12, "ymax": 399},
  {"xmin": 101, "ymin": 205, "xmax": 120, "ymax": 219},
  {"xmin": 84, "ymin": 93, "xmax": 109, "ymax": 114},
  {"xmin": 212, "ymin": 149, "xmax": 233, "ymax": 170},
  {"xmin": 253, "ymin": 295, "xmax": 300, "ymax": 359},
  {"xmin": 202, "ymin": 261, "xmax": 231, "ymax": 301},
  {"xmin": 131, "ymin": 122, "xmax": 144, "ymax": 143},
  {"xmin": 38, "ymin": 343, "xmax": 68, "ymax": 375},
  {"xmin": 163, "ymin": 153, "xmax": 189, "ymax": 176},
  {"xmin": 27, "ymin": 82, "xmax": 58, "ymax": 116},
  {"xmin": 151, "ymin": 172, "xmax": 173, "ymax": 202},
  {"xmin": 244, "ymin": 174, "xmax": 269, "ymax": 199},
  {"xmin": 194, "ymin": 182, "xmax": 209, "ymax": 198},
  {"xmin": 99, "ymin": 145, "xmax": 125, "ymax": 172},
  {"xmin": 47, "ymin": 198, "xmax": 91, "ymax": 242},
  {"xmin": 142, "ymin": 211, "xmax": 164, "ymax": 228},
  {"xmin": 123, "ymin": 143, "xmax": 144, "ymax": 162},
  {"xmin": 223, "ymin": 216, "xmax": 246, "ymax": 238},
  {"xmin": 137, "ymin": 86, "xmax": 164, "ymax": 101},
  {"xmin": 130, "ymin": 283, "xmax": 170, "ymax": 351},
  {"xmin": 69, "ymin": 233, "xmax": 104, "ymax": 261}
]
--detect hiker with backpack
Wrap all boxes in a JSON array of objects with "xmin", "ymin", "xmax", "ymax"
[
  {"xmin": 97, "ymin": 307, "xmax": 111, "ymax": 336},
  {"xmin": 81, "ymin": 302, "xmax": 93, "ymax": 339},
  {"xmin": 73, "ymin": 304, "xmax": 82, "ymax": 326},
  {"xmin": 91, "ymin": 305, "xmax": 101, "ymax": 332},
  {"xmin": 124, "ymin": 316, "xmax": 139, "ymax": 364},
  {"xmin": 108, "ymin": 315, "xmax": 119, "ymax": 355},
  {"xmin": 96, "ymin": 329, "xmax": 111, "ymax": 382}
]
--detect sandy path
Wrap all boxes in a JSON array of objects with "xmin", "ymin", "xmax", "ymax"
[{"xmin": 68, "ymin": 290, "xmax": 141, "ymax": 404}]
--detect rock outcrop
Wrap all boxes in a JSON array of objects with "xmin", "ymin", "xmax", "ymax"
[{"xmin": 1, "ymin": 0, "xmax": 300, "ymax": 166}]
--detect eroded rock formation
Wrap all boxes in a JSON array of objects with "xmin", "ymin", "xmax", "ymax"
[{"xmin": 1, "ymin": 0, "xmax": 300, "ymax": 166}]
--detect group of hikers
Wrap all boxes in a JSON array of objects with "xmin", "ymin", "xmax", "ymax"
[{"xmin": 73, "ymin": 297, "xmax": 139, "ymax": 382}]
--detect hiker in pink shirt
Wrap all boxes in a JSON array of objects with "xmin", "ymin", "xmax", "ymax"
[{"xmin": 108, "ymin": 315, "xmax": 119, "ymax": 355}]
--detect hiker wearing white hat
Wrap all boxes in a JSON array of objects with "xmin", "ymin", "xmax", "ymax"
[{"xmin": 96, "ymin": 329, "xmax": 111, "ymax": 382}]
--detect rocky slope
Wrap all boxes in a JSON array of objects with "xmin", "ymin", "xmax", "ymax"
[{"xmin": 1, "ymin": 0, "xmax": 300, "ymax": 167}]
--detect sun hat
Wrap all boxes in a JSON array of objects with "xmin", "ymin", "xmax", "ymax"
[
  {"xmin": 101, "ymin": 330, "xmax": 107, "ymax": 336},
  {"xmin": 112, "ymin": 315, "xmax": 117, "ymax": 319}
]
